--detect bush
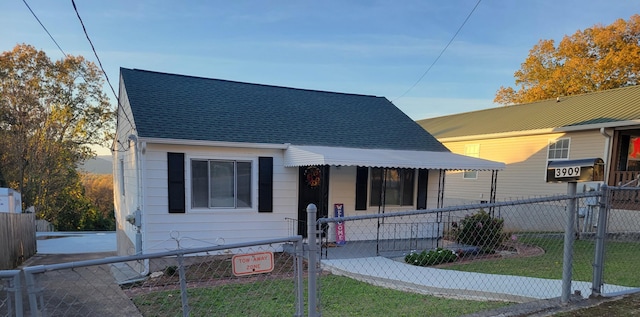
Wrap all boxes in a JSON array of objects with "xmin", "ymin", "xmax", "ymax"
[
  {"xmin": 405, "ymin": 248, "xmax": 458, "ymax": 266},
  {"xmin": 453, "ymin": 209, "xmax": 505, "ymax": 253}
]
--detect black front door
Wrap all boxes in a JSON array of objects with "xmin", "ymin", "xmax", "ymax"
[{"xmin": 297, "ymin": 166, "xmax": 329, "ymax": 237}]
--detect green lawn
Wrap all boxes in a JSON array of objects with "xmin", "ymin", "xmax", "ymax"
[
  {"xmin": 445, "ymin": 235, "xmax": 640, "ymax": 287},
  {"xmin": 130, "ymin": 236, "xmax": 640, "ymax": 316},
  {"xmin": 133, "ymin": 275, "xmax": 510, "ymax": 317}
]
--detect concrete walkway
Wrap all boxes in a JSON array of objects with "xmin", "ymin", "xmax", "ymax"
[
  {"xmin": 321, "ymin": 256, "xmax": 636, "ymax": 303},
  {"xmin": 19, "ymin": 252, "xmax": 143, "ymax": 317},
  {"xmin": 9, "ymin": 232, "xmax": 143, "ymax": 316}
]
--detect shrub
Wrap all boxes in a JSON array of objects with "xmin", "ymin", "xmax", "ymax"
[
  {"xmin": 405, "ymin": 248, "xmax": 458, "ymax": 266},
  {"xmin": 453, "ymin": 209, "xmax": 505, "ymax": 253}
]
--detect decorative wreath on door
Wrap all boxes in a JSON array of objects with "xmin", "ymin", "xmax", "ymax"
[{"xmin": 305, "ymin": 166, "xmax": 321, "ymax": 187}]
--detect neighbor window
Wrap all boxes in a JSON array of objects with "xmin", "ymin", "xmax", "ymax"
[
  {"xmin": 191, "ymin": 159, "xmax": 252, "ymax": 208},
  {"xmin": 369, "ymin": 168, "xmax": 414, "ymax": 206},
  {"xmin": 548, "ymin": 138, "xmax": 570, "ymax": 160},
  {"xmin": 463, "ymin": 144, "xmax": 480, "ymax": 179},
  {"xmin": 120, "ymin": 159, "xmax": 125, "ymax": 196}
]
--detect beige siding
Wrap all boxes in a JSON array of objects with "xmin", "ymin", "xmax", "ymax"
[{"xmin": 441, "ymin": 130, "xmax": 608, "ymax": 202}]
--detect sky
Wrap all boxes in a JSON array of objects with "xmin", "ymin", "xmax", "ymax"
[{"xmin": 1, "ymin": 1, "xmax": 638, "ymax": 127}]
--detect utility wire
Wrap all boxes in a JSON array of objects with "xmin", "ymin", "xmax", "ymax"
[
  {"xmin": 394, "ymin": 0, "xmax": 482, "ymax": 101},
  {"xmin": 71, "ymin": 0, "xmax": 134, "ymax": 152},
  {"xmin": 23, "ymin": 0, "xmax": 67, "ymax": 57},
  {"xmin": 22, "ymin": 0, "xmax": 132, "ymax": 152},
  {"xmin": 71, "ymin": 0, "xmax": 118, "ymax": 106}
]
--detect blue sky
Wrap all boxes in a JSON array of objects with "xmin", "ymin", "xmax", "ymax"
[{"xmin": 1, "ymin": 0, "xmax": 638, "ymax": 123}]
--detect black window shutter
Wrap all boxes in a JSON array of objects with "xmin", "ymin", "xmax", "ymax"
[
  {"xmin": 355, "ymin": 166, "xmax": 368, "ymax": 210},
  {"xmin": 167, "ymin": 152, "xmax": 185, "ymax": 213},
  {"xmin": 416, "ymin": 169, "xmax": 428, "ymax": 209},
  {"xmin": 258, "ymin": 157, "xmax": 273, "ymax": 212}
]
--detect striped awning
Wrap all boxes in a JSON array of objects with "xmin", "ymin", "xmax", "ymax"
[{"xmin": 284, "ymin": 145, "xmax": 505, "ymax": 170}]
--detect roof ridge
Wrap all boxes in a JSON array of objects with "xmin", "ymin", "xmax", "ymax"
[
  {"xmin": 122, "ymin": 67, "xmax": 384, "ymax": 99},
  {"xmin": 517, "ymin": 84, "xmax": 640, "ymax": 105},
  {"xmin": 417, "ymin": 84, "xmax": 640, "ymax": 123}
]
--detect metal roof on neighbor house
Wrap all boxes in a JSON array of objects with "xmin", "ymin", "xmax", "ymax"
[
  {"xmin": 120, "ymin": 68, "xmax": 449, "ymax": 152},
  {"xmin": 418, "ymin": 85, "xmax": 640, "ymax": 139}
]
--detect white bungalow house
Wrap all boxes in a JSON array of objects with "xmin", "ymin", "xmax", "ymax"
[
  {"xmin": 113, "ymin": 68, "xmax": 504, "ymax": 257},
  {"xmin": 418, "ymin": 85, "xmax": 640, "ymax": 206}
]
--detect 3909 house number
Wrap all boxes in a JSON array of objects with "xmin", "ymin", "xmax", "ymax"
[{"xmin": 554, "ymin": 166, "xmax": 581, "ymax": 178}]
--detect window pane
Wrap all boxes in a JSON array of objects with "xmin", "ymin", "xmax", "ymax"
[
  {"xmin": 191, "ymin": 160, "xmax": 209, "ymax": 208},
  {"xmin": 369, "ymin": 168, "xmax": 382, "ymax": 206},
  {"xmin": 210, "ymin": 161, "xmax": 235, "ymax": 208},
  {"xmin": 463, "ymin": 170, "xmax": 478, "ymax": 179},
  {"xmin": 548, "ymin": 139, "xmax": 570, "ymax": 159},
  {"xmin": 236, "ymin": 162, "xmax": 252, "ymax": 208},
  {"xmin": 401, "ymin": 169, "xmax": 414, "ymax": 206},
  {"xmin": 385, "ymin": 169, "xmax": 400, "ymax": 205}
]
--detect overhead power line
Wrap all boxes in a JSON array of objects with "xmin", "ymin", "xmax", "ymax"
[
  {"xmin": 21, "ymin": 0, "xmax": 134, "ymax": 152},
  {"xmin": 22, "ymin": 0, "xmax": 68, "ymax": 57},
  {"xmin": 394, "ymin": 0, "xmax": 482, "ymax": 101},
  {"xmin": 71, "ymin": 0, "xmax": 118, "ymax": 105},
  {"xmin": 71, "ymin": 0, "xmax": 135, "ymax": 152}
]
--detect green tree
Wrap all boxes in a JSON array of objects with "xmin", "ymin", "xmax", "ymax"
[
  {"xmin": 495, "ymin": 14, "xmax": 640, "ymax": 105},
  {"xmin": 0, "ymin": 44, "xmax": 114, "ymax": 228},
  {"xmin": 81, "ymin": 173, "xmax": 115, "ymax": 230}
]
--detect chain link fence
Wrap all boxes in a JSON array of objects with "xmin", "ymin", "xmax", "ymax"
[
  {"xmin": 315, "ymin": 185, "xmax": 640, "ymax": 315},
  {"xmin": 600, "ymin": 186, "xmax": 640, "ymax": 295},
  {"xmin": 2, "ymin": 237, "xmax": 304, "ymax": 317},
  {"xmin": 2, "ymin": 186, "xmax": 639, "ymax": 316}
]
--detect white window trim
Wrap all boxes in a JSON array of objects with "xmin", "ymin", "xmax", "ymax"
[
  {"xmin": 186, "ymin": 155, "xmax": 258, "ymax": 213},
  {"xmin": 545, "ymin": 137, "xmax": 571, "ymax": 181},
  {"xmin": 547, "ymin": 137, "xmax": 571, "ymax": 161}
]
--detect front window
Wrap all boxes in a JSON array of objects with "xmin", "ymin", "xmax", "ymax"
[
  {"xmin": 548, "ymin": 138, "xmax": 570, "ymax": 160},
  {"xmin": 191, "ymin": 159, "xmax": 252, "ymax": 208},
  {"xmin": 369, "ymin": 168, "xmax": 414, "ymax": 206}
]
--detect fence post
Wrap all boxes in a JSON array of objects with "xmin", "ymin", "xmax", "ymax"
[
  {"xmin": 307, "ymin": 203, "xmax": 319, "ymax": 317},
  {"xmin": 561, "ymin": 182, "xmax": 577, "ymax": 304},
  {"xmin": 591, "ymin": 184, "xmax": 609, "ymax": 297},
  {"xmin": 294, "ymin": 238, "xmax": 304, "ymax": 317},
  {"xmin": 177, "ymin": 254, "xmax": 190, "ymax": 317},
  {"xmin": 23, "ymin": 266, "xmax": 45, "ymax": 317}
]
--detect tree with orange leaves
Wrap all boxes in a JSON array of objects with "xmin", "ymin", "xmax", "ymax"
[{"xmin": 495, "ymin": 15, "xmax": 640, "ymax": 105}]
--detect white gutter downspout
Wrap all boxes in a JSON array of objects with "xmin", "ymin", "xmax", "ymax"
[
  {"xmin": 128, "ymin": 134, "xmax": 149, "ymax": 276},
  {"xmin": 600, "ymin": 127, "xmax": 612, "ymax": 183}
]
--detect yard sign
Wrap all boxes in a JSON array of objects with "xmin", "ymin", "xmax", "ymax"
[
  {"xmin": 334, "ymin": 203, "xmax": 346, "ymax": 245},
  {"xmin": 231, "ymin": 251, "xmax": 274, "ymax": 276}
]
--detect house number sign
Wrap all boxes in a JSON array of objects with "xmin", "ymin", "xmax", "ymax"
[{"xmin": 554, "ymin": 166, "xmax": 581, "ymax": 178}]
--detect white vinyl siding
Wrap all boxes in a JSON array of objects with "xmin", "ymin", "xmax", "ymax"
[{"xmin": 139, "ymin": 144, "xmax": 297, "ymax": 253}]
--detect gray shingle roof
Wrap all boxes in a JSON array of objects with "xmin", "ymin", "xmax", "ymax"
[
  {"xmin": 418, "ymin": 85, "xmax": 640, "ymax": 139},
  {"xmin": 121, "ymin": 68, "xmax": 448, "ymax": 152}
]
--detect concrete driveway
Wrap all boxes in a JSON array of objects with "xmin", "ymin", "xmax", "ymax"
[{"xmin": 36, "ymin": 231, "xmax": 116, "ymax": 254}]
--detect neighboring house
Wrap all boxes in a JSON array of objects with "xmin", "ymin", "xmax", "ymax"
[
  {"xmin": 113, "ymin": 68, "xmax": 504, "ymax": 258},
  {"xmin": 418, "ymin": 85, "xmax": 640, "ymax": 205}
]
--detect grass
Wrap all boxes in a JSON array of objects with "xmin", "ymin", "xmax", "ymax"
[
  {"xmin": 133, "ymin": 275, "xmax": 510, "ymax": 317},
  {"xmin": 129, "ymin": 235, "xmax": 640, "ymax": 316},
  {"xmin": 445, "ymin": 235, "xmax": 640, "ymax": 287}
]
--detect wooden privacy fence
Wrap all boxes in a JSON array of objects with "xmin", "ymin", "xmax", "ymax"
[{"xmin": 0, "ymin": 212, "xmax": 36, "ymax": 269}]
